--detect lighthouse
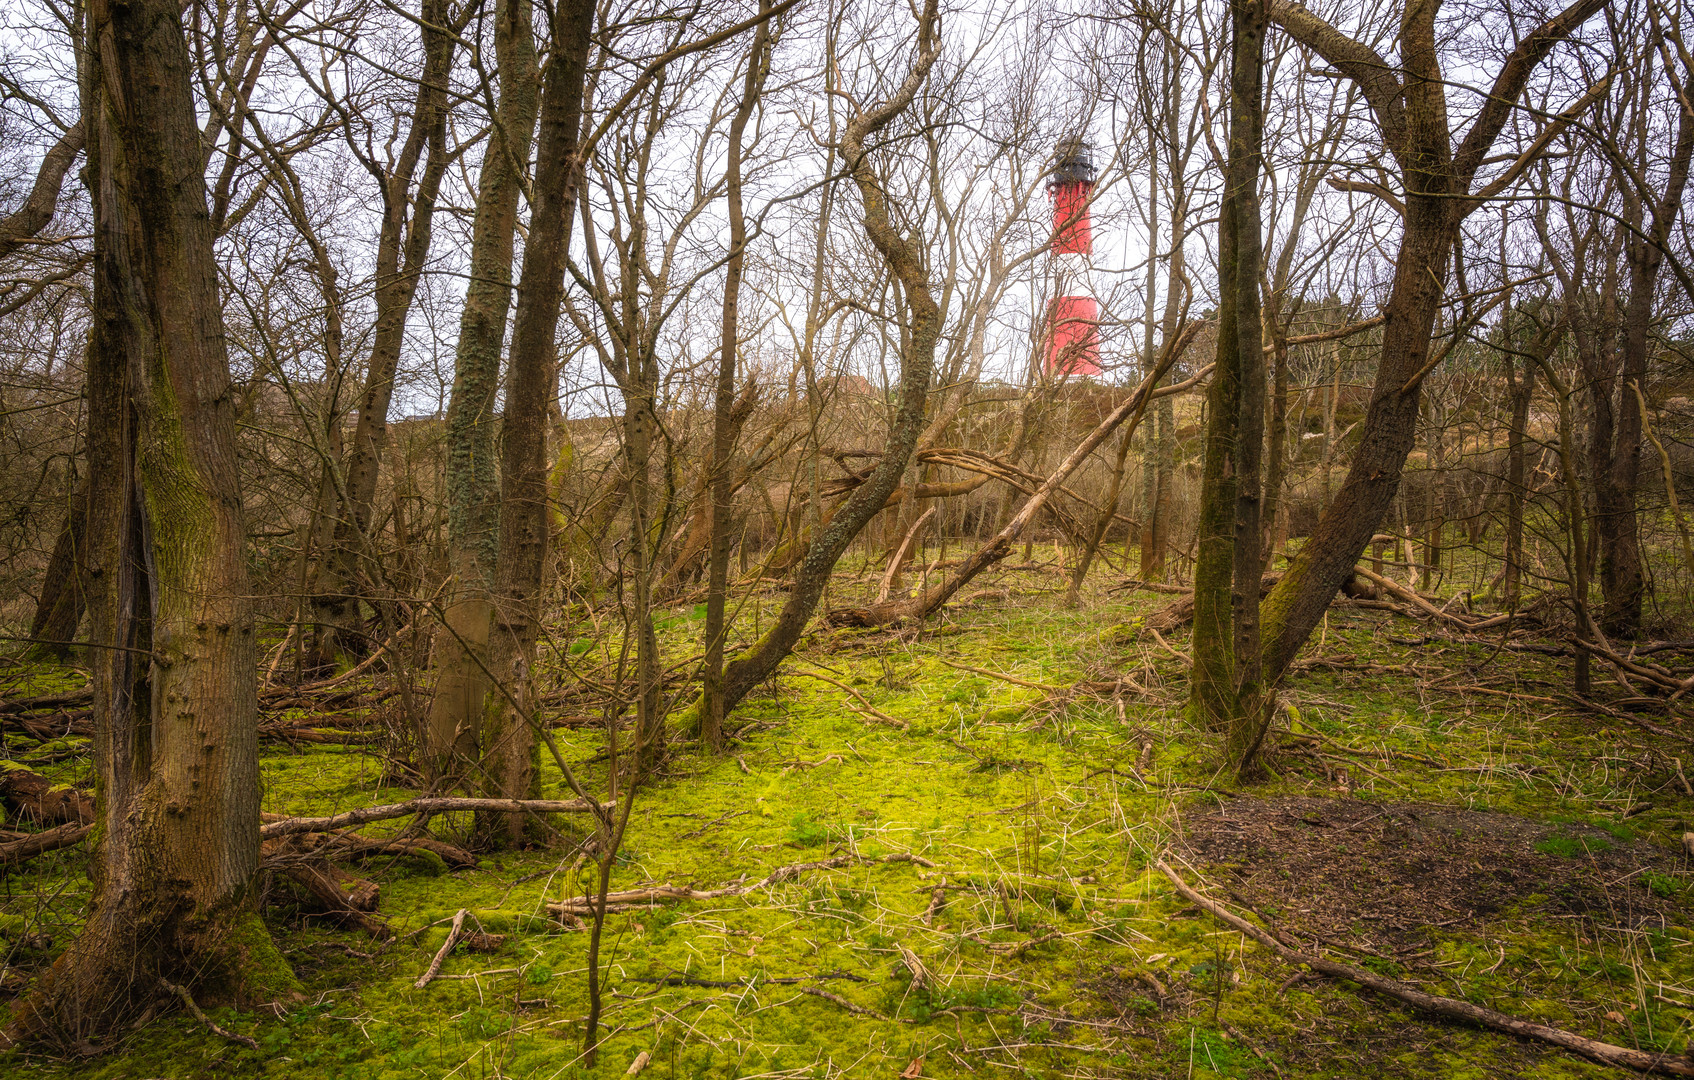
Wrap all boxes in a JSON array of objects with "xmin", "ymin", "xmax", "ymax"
[{"xmin": 1046, "ymin": 139, "xmax": 1101, "ymax": 377}]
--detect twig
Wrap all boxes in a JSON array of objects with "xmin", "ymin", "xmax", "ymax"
[
  {"xmin": 1149, "ymin": 628, "xmax": 1191, "ymax": 667},
  {"xmin": 797, "ymin": 985, "xmax": 892, "ymax": 1021},
  {"xmin": 414, "ymin": 909, "xmax": 467, "ymax": 989},
  {"xmin": 159, "ymin": 978, "xmax": 259, "ymax": 1050},
  {"xmin": 1153, "ymin": 859, "xmax": 1694, "ymax": 1077},
  {"xmin": 935, "ymin": 657, "xmax": 1061, "ymax": 692},
  {"xmin": 788, "ymin": 669, "xmax": 908, "ymax": 728},
  {"xmin": 546, "ymin": 852, "xmax": 936, "ymax": 917}
]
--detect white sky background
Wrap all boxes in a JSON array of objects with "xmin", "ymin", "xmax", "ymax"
[{"xmin": 0, "ymin": 0, "xmax": 1680, "ymax": 426}]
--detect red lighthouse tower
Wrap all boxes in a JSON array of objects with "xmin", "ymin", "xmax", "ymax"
[{"xmin": 1046, "ymin": 139, "xmax": 1101, "ymax": 377}]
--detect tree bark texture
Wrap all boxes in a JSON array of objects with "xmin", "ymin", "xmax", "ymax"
[
  {"xmin": 10, "ymin": 0, "xmax": 291, "ymax": 1045},
  {"xmin": 1190, "ymin": 0, "xmax": 1265, "ymax": 749},
  {"xmin": 477, "ymin": 0, "xmax": 597, "ymax": 844},
  {"xmin": 1224, "ymin": 0, "xmax": 1268, "ymax": 771},
  {"xmin": 425, "ymin": 0, "xmax": 540, "ymax": 782}
]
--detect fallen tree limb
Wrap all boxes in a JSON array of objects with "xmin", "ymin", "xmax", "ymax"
[
  {"xmin": 826, "ymin": 339, "xmax": 1209, "ymax": 629},
  {"xmin": 546, "ymin": 852, "xmax": 937, "ymax": 917},
  {"xmin": 415, "ymin": 909, "xmax": 467, "ymax": 989},
  {"xmin": 0, "ymin": 763, "xmax": 94, "ymax": 825},
  {"xmin": 261, "ymin": 829, "xmax": 479, "ymax": 872},
  {"xmin": 935, "ymin": 657, "xmax": 1061, "ymax": 692},
  {"xmin": 1144, "ymin": 573, "xmax": 1283, "ymax": 634},
  {"xmin": 0, "ymin": 821, "xmax": 90, "ymax": 867},
  {"xmin": 267, "ymin": 847, "xmax": 388, "ymax": 938},
  {"xmin": 1153, "ymin": 858, "xmax": 1694, "ymax": 1077},
  {"xmin": 259, "ymin": 797, "xmax": 609, "ymax": 839},
  {"xmin": 1350, "ymin": 565, "xmax": 1510, "ymax": 631},
  {"xmin": 1572, "ymin": 637, "xmax": 1694, "ymax": 699}
]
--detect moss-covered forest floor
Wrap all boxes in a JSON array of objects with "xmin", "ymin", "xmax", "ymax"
[{"xmin": 5, "ymin": 563, "xmax": 1694, "ymax": 1079}]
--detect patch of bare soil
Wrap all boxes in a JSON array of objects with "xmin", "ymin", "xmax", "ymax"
[{"xmin": 1179, "ymin": 796, "xmax": 1692, "ymax": 951}]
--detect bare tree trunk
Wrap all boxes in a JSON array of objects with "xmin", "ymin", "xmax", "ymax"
[
  {"xmin": 29, "ymin": 473, "xmax": 89, "ymax": 660},
  {"xmin": 682, "ymin": 1, "xmax": 942, "ymax": 721},
  {"xmin": 477, "ymin": 0, "xmax": 597, "ymax": 845},
  {"xmin": 1423, "ymin": 395, "xmax": 1447, "ymax": 592},
  {"xmin": 308, "ymin": 0, "xmax": 459, "ymax": 670},
  {"xmin": 1502, "ymin": 334, "xmax": 1536, "ymax": 610},
  {"xmin": 10, "ymin": 0, "xmax": 292, "ymax": 1044},
  {"xmin": 1189, "ymin": 0, "xmax": 1262, "ymax": 734},
  {"xmin": 1194, "ymin": 0, "xmax": 1267, "ymax": 772},
  {"xmin": 701, "ymin": 5, "xmax": 773, "ymax": 749},
  {"xmin": 1257, "ymin": 0, "xmax": 1606, "ymax": 687},
  {"xmin": 425, "ymin": 0, "xmax": 540, "ymax": 783},
  {"xmin": 1601, "ymin": 39, "xmax": 1692, "ymax": 635}
]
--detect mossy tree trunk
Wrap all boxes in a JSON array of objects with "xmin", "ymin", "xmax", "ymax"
[
  {"xmin": 9, "ymin": 0, "xmax": 292, "ymax": 1046},
  {"xmin": 1256, "ymin": 0, "xmax": 1607, "ymax": 688},
  {"xmin": 477, "ymin": 0, "xmax": 597, "ymax": 844},
  {"xmin": 1190, "ymin": 0, "xmax": 1265, "ymax": 759},
  {"xmin": 424, "ymin": 0, "xmax": 540, "ymax": 785}
]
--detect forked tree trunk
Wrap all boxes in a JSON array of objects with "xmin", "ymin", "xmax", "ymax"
[
  {"xmin": 9, "ymin": 0, "xmax": 292, "ymax": 1046},
  {"xmin": 1257, "ymin": 0, "xmax": 1607, "ymax": 687},
  {"xmin": 307, "ymin": 0, "xmax": 458, "ymax": 670},
  {"xmin": 477, "ymin": 0, "xmax": 597, "ymax": 844},
  {"xmin": 424, "ymin": 0, "xmax": 540, "ymax": 784}
]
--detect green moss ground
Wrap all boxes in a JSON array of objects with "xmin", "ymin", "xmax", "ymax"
[{"xmin": 3, "ymin": 563, "xmax": 1693, "ymax": 1078}]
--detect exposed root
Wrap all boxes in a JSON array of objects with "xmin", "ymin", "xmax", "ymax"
[{"xmin": 158, "ymin": 978, "xmax": 259, "ymax": 1050}]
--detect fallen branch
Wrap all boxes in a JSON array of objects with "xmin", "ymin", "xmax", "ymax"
[
  {"xmin": 259, "ymin": 797, "xmax": 609, "ymax": 840},
  {"xmin": 0, "ymin": 820, "xmax": 91, "ymax": 867},
  {"xmin": 1153, "ymin": 858, "xmax": 1694, "ymax": 1077},
  {"xmin": 797, "ymin": 984, "xmax": 892, "ymax": 1021},
  {"xmin": 1572, "ymin": 637, "xmax": 1694, "ymax": 700},
  {"xmin": 414, "ymin": 909, "xmax": 467, "ymax": 989},
  {"xmin": 1351, "ymin": 565, "xmax": 1509, "ymax": 631},
  {"xmin": 935, "ymin": 657, "xmax": 1061, "ymax": 692},
  {"xmin": 787, "ymin": 669, "xmax": 907, "ymax": 728},
  {"xmin": 1149, "ymin": 628, "xmax": 1191, "ymax": 667},
  {"xmin": 546, "ymin": 852, "xmax": 937, "ymax": 917},
  {"xmin": 877, "ymin": 505, "xmax": 937, "ymax": 604},
  {"xmin": 1144, "ymin": 573, "xmax": 1283, "ymax": 634}
]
